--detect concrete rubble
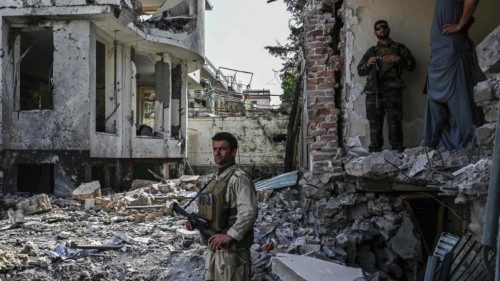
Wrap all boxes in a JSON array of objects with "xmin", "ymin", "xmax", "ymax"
[
  {"xmin": 345, "ymin": 147, "xmax": 489, "ymax": 196},
  {"xmin": 0, "ymin": 177, "xmax": 206, "ymax": 280},
  {"xmin": 0, "ymin": 169, "xmax": 429, "ymax": 280}
]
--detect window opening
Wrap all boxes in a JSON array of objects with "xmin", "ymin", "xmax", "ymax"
[{"xmin": 19, "ymin": 28, "xmax": 54, "ymax": 110}]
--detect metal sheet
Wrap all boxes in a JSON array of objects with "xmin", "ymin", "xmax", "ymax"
[{"xmin": 254, "ymin": 170, "xmax": 300, "ymax": 192}]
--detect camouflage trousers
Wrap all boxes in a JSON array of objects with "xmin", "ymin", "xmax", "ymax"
[
  {"xmin": 204, "ymin": 249, "xmax": 251, "ymax": 281},
  {"xmin": 365, "ymin": 87, "xmax": 403, "ymax": 151}
]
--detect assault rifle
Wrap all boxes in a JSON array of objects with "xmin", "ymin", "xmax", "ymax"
[
  {"xmin": 171, "ymin": 202, "xmax": 248, "ymax": 265},
  {"xmin": 171, "ymin": 202, "xmax": 216, "ymax": 241}
]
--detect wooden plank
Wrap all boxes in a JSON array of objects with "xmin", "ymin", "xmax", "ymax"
[
  {"xmin": 448, "ymin": 233, "xmax": 474, "ymax": 278},
  {"xmin": 355, "ymin": 177, "xmax": 441, "ymax": 192}
]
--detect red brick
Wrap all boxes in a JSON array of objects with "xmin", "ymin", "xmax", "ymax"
[
  {"xmin": 306, "ymin": 29, "xmax": 324, "ymax": 37},
  {"xmin": 306, "ymin": 54, "xmax": 325, "ymax": 61},
  {"xmin": 319, "ymin": 122, "xmax": 337, "ymax": 129},
  {"xmin": 319, "ymin": 134, "xmax": 338, "ymax": 142},
  {"xmin": 309, "ymin": 128, "xmax": 327, "ymax": 137},
  {"xmin": 308, "ymin": 42, "xmax": 325, "ymax": 48},
  {"xmin": 316, "ymin": 96, "xmax": 334, "ymax": 103},
  {"xmin": 311, "ymin": 152, "xmax": 335, "ymax": 161}
]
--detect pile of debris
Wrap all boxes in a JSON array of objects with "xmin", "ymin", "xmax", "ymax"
[
  {"xmin": 224, "ymin": 170, "xmax": 417, "ymax": 281},
  {"xmin": 0, "ymin": 177, "xmax": 207, "ymax": 280},
  {"xmin": 1, "ymin": 169, "xmax": 424, "ymax": 280},
  {"xmin": 345, "ymin": 147, "xmax": 489, "ymax": 196}
]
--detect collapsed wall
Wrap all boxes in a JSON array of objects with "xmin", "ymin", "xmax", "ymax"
[
  {"xmin": 187, "ymin": 114, "xmax": 288, "ymax": 178},
  {"xmin": 300, "ymin": 0, "xmax": 428, "ymax": 279},
  {"xmin": 300, "ymin": 0, "xmax": 499, "ymax": 279}
]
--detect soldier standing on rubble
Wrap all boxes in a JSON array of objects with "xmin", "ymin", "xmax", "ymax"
[
  {"xmin": 358, "ymin": 20, "xmax": 416, "ymax": 153},
  {"xmin": 186, "ymin": 132, "xmax": 258, "ymax": 281}
]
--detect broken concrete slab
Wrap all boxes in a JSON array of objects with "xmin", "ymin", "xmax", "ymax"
[
  {"xmin": 272, "ymin": 253, "xmax": 364, "ymax": 281},
  {"xmin": 388, "ymin": 217, "xmax": 421, "ymax": 260},
  {"xmin": 16, "ymin": 194, "xmax": 52, "ymax": 215},
  {"xmin": 361, "ymin": 150, "xmax": 401, "ymax": 175},
  {"xmin": 130, "ymin": 179, "xmax": 156, "ymax": 190},
  {"xmin": 476, "ymin": 122, "xmax": 496, "ymax": 148},
  {"xmin": 176, "ymin": 228, "xmax": 200, "ymax": 239},
  {"xmin": 72, "ymin": 181, "xmax": 101, "ymax": 202},
  {"xmin": 474, "ymin": 80, "xmax": 498, "ymax": 104},
  {"xmin": 408, "ymin": 149, "xmax": 435, "ymax": 177},
  {"xmin": 179, "ymin": 175, "xmax": 200, "ymax": 184},
  {"xmin": 476, "ymin": 25, "xmax": 500, "ymax": 74}
]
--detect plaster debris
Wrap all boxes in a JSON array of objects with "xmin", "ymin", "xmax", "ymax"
[
  {"xmin": 71, "ymin": 181, "xmax": 101, "ymax": 202},
  {"xmin": 16, "ymin": 194, "xmax": 52, "ymax": 215}
]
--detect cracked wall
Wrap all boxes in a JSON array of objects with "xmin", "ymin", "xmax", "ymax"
[
  {"xmin": 187, "ymin": 115, "xmax": 288, "ymax": 175},
  {"xmin": 2, "ymin": 21, "xmax": 91, "ymax": 150},
  {"xmin": 342, "ymin": 0, "xmax": 500, "ymax": 151}
]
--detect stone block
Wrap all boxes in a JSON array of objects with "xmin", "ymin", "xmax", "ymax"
[
  {"xmin": 476, "ymin": 122, "xmax": 496, "ymax": 147},
  {"xmin": 176, "ymin": 228, "xmax": 200, "ymax": 239},
  {"xmin": 84, "ymin": 199, "xmax": 95, "ymax": 210},
  {"xmin": 476, "ymin": 25, "xmax": 500, "ymax": 74},
  {"xmin": 408, "ymin": 149, "xmax": 435, "ymax": 177},
  {"xmin": 474, "ymin": 80, "xmax": 498, "ymax": 104},
  {"xmin": 271, "ymin": 253, "xmax": 364, "ymax": 281},
  {"xmin": 134, "ymin": 213, "xmax": 146, "ymax": 223},
  {"xmin": 17, "ymin": 194, "xmax": 52, "ymax": 215},
  {"xmin": 388, "ymin": 217, "xmax": 421, "ymax": 261},
  {"xmin": 482, "ymin": 101, "xmax": 499, "ymax": 123},
  {"xmin": 362, "ymin": 150, "xmax": 401, "ymax": 175},
  {"xmin": 304, "ymin": 179, "xmax": 332, "ymax": 195},
  {"xmin": 72, "ymin": 181, "xmax": 101, "ymax": 202},
  {"xmin": 300, "ymin": 244, "xmax": 321, "ymax": 253},
  {"xmin": 323, "ymin": 199, "xmax": 341, "ymax": 217}
]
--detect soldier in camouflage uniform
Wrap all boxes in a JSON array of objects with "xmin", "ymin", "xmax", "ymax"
[
  {"xmin": 186, "ymin": 132, "xmax": 258, "ymax": 281},
  {"xmin": 358, "ymin": 20, "xmax": 416, "ymax": 152}
]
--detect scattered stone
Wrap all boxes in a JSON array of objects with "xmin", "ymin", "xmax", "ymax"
[
  {"xmin": 72, "ymin": 181, "xmax": 102, "ymax": 202},
  {"xmin": 176, "ymin": 228, "xmax": 199, "ymax": 239},
  {"xmin": 363, "ymin": 150, "xmax": 402, "ymax": 175},
  {"xmin": 0, "ymin": 250, "xmax": 28, "ymax": 270},
  {"xmin": 58, "ymin": 231, "xmax": 71, "ymax": 239},
  {"xmin": 408, "ymin": 149, "xmax": 435, "ymax": 177},
  {"xmin": 84, "ymin": 199, "xmax": 95, "ymax": 210},
  {"xmin": 17, "ymin": 194, "xmax": 52, "ymax": 215}
]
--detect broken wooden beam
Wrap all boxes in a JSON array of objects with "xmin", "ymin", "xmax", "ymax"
[
  {"xmin": 354, "ymin": 176, "xmax": 441, "ymax": 192},
  {"xmin": 125, "ymin": 205, "xmax": 165, "ymax": 210},
  {"xmin": 71, "ymin": 244, "xmax": 123, "ymax": 250}
]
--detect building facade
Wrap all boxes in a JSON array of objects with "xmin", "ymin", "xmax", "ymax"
[{"xmin": 0, "ymin": 0, "xmax": 208, "ymax": 195}]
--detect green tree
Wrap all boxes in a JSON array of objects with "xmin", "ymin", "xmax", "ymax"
[
  {"xmin": 280, "ymin": 72, "xmax": 298, "ymax": 103},
  {"xmin": 266, "ymin": 0, "xmax": 306, "ymax": 172},
  {"xmin": 265, "ymin": 0, "xmax": 306, "ymax": 101}
]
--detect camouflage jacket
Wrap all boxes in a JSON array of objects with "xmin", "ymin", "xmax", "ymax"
[{"xmin": 357, "ymin": 39, "xmax": 416, "ymax": 93}]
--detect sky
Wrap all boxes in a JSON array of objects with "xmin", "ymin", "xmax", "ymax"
[{"xmin": 205, "ymin": 0, "xmax": 291, "ymax": 105}]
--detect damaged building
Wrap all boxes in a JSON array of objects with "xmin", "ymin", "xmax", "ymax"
[
  {"xmin": 187, "ymin": 58, "xmax": 245, "ymax": 117},
  {"xmin": 277, "ymin": 0, "xmax": 500, "ymax": 279},
  {"xmin": 0, "ymin": 0, "xmax": 211, "ymax": 196},
  {"xmin": 186, "ymin": 60, "xmax": 289, "ymax": 178}
]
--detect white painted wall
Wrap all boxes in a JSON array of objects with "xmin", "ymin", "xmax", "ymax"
[
  {"xmin": 187, "ymin": 116, "xmax": 288, "ymax": 167},
  {"xmin": 343, "ymin": 0, "xmax": 500, "ymax": 149}
]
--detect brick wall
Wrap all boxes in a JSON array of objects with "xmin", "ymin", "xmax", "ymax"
[{"xmin": 304, "ymin": 0, "xmax": 342, "ymax": 176}]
